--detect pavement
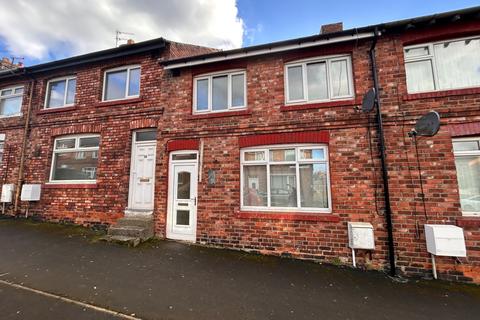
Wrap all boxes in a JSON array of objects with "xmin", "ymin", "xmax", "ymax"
[{"xmin": 0, "ymin": 217, "xmax": 479, "ymax": 320}]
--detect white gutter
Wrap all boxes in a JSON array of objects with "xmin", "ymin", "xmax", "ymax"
[{"xmin": 164, "ymin": 32, "xmax": 375, "ymax": 69}]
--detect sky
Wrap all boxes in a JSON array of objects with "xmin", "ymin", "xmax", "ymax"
[{"xmin": 0, "ymin": 0, "xmax": 479, "ymax": 67}]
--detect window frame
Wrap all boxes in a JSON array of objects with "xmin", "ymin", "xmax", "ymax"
[
  {"xmin": 49, "ymin": 134, "xmax": 100, "ymax": 184},
  {"xmin": 44, "ymin": 76, "xmax": 77, "ymax": 109},
  {"xmin": 192, "ymin": 69, "xmax": 247, "ymax": 114},
  {"xmin": 284, "ymin": 54, "xmax": 354, "ymax": 105},
  {"xmin": 404, "ymin": 35, "xmax": 480, "ymax": 93},
  {"xmin": 102, "ymin": 65, "xmax": 141, "ymax": 102},
  {"xmin": 240, "ymin": 144, "xmax": 331, "ymax": 213},
  {"xmin": 0, "ymin": 133, "xmax": 5, "ymax": 162},
  {"xmin": 0, "ymin": 85, "xmax": 24, "ymax": 117},
  {"xmin": 453, "ymin": 136, "xmax": 480, "ymax": 216}
]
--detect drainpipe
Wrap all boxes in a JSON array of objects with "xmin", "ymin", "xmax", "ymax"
[
  {"xmin": 14, "ymin": 76, "xmax": 35, "ymax": 214},
  {"xmin": 369, "ymin": 28, "xmax": 396, "ymax": 277}
]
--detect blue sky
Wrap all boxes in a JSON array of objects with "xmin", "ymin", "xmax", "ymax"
[{"xmin": 0, "ymin": 0, "xmax": 478, "ymax": 67}]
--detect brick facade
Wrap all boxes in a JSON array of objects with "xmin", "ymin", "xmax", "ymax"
[{"xmin": 1, "ymin": 11, "xmax": 480, "ymax": 282}]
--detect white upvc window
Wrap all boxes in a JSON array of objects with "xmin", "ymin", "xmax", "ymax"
[
  {"xmin": 44, "ymin": 76, "xmax": 76, "ymax": 109},
  {"xmin": 103, "ymin": 65, "xmax": 141, "ymax": 101},
  {"xmin": 0, "ymin": 133, "xmax": 5, "ymax": 162},
  {"xmin": 404, "ymin": 35, "xmax": 480, "ymax": 93},
  {"xmin": 49, "ymin": 134, "xmax": 100, "ymax": 183},
  {"xmin": 240, "ymin": 144, "xmax": 331, "ymax": 213},
  {"xmin": 285, "ymin": 54, "xmax": 354, "ymax": 104},
  {"xmin": 453, "ymin": 137, "xmax": 480, "ymax": 216},
  {"xmin": 193, "ymin": 70, "xmax": 246, "ymax": 113},
  {"xmin": 0, "ymin": 86, "xmax": 23, "ymax": 117}
]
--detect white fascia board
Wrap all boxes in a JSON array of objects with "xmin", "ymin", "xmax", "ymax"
[{"xmin": 164, "ymin": 32, "xmax": 375, "ymax": 70}]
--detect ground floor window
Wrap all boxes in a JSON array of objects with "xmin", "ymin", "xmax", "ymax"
[
  {"xmin": 241, "ymin": 144, "xmax": 330, "ymax": 212},
  {"xmin": 50, "ymin": 134, "xmax": 100, "ymax": 183},
  {"xmin": 0, "ymin": 133, "xmax": 4, "ymax": 162},
  {"xmin": 453, "ymin": 137, "xmax": 480, "ymax": 216}
]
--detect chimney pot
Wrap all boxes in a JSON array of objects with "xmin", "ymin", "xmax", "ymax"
[
  {"xmin": 127, "ymin": 39, "xmax": 135, "ymax": 45},
  {"xmin": 320, "ymin": 22, "xmax": 343, "ymax": 34}
]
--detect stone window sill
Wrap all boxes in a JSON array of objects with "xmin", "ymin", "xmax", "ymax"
[
  {"xmin": 236, "ymin": 210, "xmax": 340, "ymax": 222},
  {"xmin": 95, "ymin": 97, "xmax": 143, "ymax": 108},
  {"xmin": 43, "ymin": 183, "xmax": 98, "ymax": 189},
  {"xmin": 403, "ymin": 87, "xmax": 480, "ymax": 101},
  {"xmin": 280, "ymin": 98, "xmax": 360, "ymax": 112},
  {"xmin": 188, "ymin": 109, "xmax": 252, "ymax": 120},
  {"xmin": 37, "ymin": 106, "xmax": 77, "ymax": 114}
]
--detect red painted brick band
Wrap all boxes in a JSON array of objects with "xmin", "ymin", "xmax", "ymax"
[
  {"xmin": 238, "ymin": 131, "xmax": 329, "ymax": 148},
  {"xmin": 167, "ymin": 139, "xmax": 199, "ymax": 152},
  {"xmin": 448, "ymin": 122, "xmax": 480, "ymax": 137}
]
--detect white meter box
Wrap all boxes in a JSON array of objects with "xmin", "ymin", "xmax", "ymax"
[
  {"xmin": 425, "ymin": 224, "xmax": 466, "ymax": 257},
  {"xmin": 21, "ymin": 184, "xmax": 41, "ymax": 201},
  {"xmin": 348, "ymin": 222, "xmax": 375, "ymax": 250},
  {"xmin": 1, "ymin": 184, "xmax": 15, "ymax": 203}
]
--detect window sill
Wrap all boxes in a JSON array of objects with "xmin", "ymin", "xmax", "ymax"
[
  {"xmin": 95, "ymin": 97, "xmax": 143, "ymax": 108},
  {"xmin": 0, "ymin": 113, "xmax": 23, "ymax": 119},
  {"xmin": 456, "ymin": 216, "xmax": 480, "ymax": 228},
  {"xmin": 43, "ymin": 183, "xmax": 98, "ymax": 189},
  {"xmin": 280, "ymin": 98, "xmax": 360, "ymax": 111},
  {"xmin": 403, "ymin": 87, "xmax": 480, "ymax": 101},
  {"xmin": 37, "ymin": 106, "xmax": 77, "ymax": 115},
  {"xmin": 236, "ymin": 210, "xmax": 339, "ymax": 222},
  {"xmin": 188, "ymin": 109, "xmax": 252, "ymax": 119}
]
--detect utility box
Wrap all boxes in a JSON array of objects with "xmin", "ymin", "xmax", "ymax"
[
  {"xmin": 1, "ymin": 184, "xmax": 15, "ymax": 203},
  {"xmin": 348, "ymin": 222, "xmax": 375, "ymax": 250},
  {"xmin": 21, "ymin": 184, "xmax": 41, "ymax": 201},
  {"xmin": 425, "ymin": 224, "xmax": 466, "ymax": 257}
]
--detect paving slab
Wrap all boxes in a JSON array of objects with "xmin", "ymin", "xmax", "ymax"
[{"xmin": 0, "ymin": 217, "xmax": 479, "ymax": 320}]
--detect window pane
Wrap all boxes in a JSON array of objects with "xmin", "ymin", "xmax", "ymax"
[
  {"xmin": 243, "ymin": 165, "xmax": 267, "ymax": 206},
  {"xmin": 66, "ymin": 79, "xmax": 76, "ymax": 105},
  {"xmin": 196, "ymin": 79, "xmax": 208, "ymax": 111},
  {"xmin": 172, "ymin": 153, "xmax": 197, "ymax": 161},
  {"xmin": 405, "ymin": 60, "xmax": 435, "ymax": 93},
  {"xmin": 404, "ymin": 46, "xmax": 429, "ymax": 58},
  {"xmin": 330, "ymin": 60, "xmax": 350, "ymax": 97},
  {"xmin": 270, "ymin": 149, "xmax": 295, "ymax": 162},
  {"xmin": 55, "ymin": 138, "xmax": 75, "ymax": 149},
  {"xmin": 300, "ymin": 148, "xmax": 325, "ymax": 160},
  {"xmin": 1, "ymin": 89, "xmax": 12, "ymax": 96},
  {"xmin": 0, "ymin": 141, "xmax": 4, "ymax": 162},
  {"xmin": 434, "ymin": 38, "xmax": 480, "ymax": 90},
  {"xmin": 176, "ymin": 171, "xmax": 191, "ymax": 199},
  {"xmin": 52, "ymin": 151, "xmax": 98, "ymax": 180},
  {"xmin": 287, "ymin": 66, "xmax": 304, "ymax": 101},
  {"xmin": 47, "ymin": 80, "xmax": 67, "ymax": 108},
  {"xmin": 453, "ymin": 141, "xmax": 479, "ymax": 152},
  {"xmin": 231, "ymin": 74, "xmax": 245, "ymax": 107},
  {"xmin": 135, "ymin": 130, "xmax": 156, "ymax": 142},
  {"xmin": 244, "ymin": 151, "xmax": 265, "ymax": 162},
  {"xmin": 105, "ymin": 70, "xmax": 127, "ymax": 100},
  {"xmin": 79, "ymin": 137, "xmax": 100, "ymax": 148},
  {"xmin": 128, "ymin": 68, "xmax": 141, "ymax": 96},
  {"xmin": 176, "ymin": 210, "xmax": 190, "ymax": 225},
  {"xmin": 14, "ymin": 88, "xmax": 24, "ymax": 94},
  {"xmin": 307, "ymin": 62, "xmax": 328, "ymax": 100},
  {"xmin": 212, "ymin": 75, "xmax": 228, "ymax": 110},
  {"xmin": 270, "ymin": 165, "xmax": 297, "ymax": 207},
  {"xmin": 455, "ymin": 155, "xmax": 480, "ymax": 214},
  {"xmin": 299, "ymin": 163, "xmax": 328, "ymax": 208},
  {"xmin": 0, "ymin": 96, "xmax": 22, "ymax": 116}
]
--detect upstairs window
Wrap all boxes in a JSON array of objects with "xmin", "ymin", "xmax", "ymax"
[
  {"xmin": 0, "ymin": 86, "xmax": 23, "ymax": 117},
  {"xmin": 241, "ymin": 145, "xmax": 331, "ymax": 212},
  {"xmin": 50, "ymin": 135, "xmax": 100, "ymax": 183},
  {"xmin": 404, "ymin": 36, "xmax": 480, "ymax": 93},
  {"xmin": 45, "ymin": 76, "xmax": 76, "ymax": 108},
  {"xmin": 453, "ymin": 137, "xmax": 480, "ymax": 216},
  {"xmin": 285, "ymin": 55, "xmax": 354, "ymax": 104},
  {"xmin": 103, "ymin": 65, "xmax": 140, "ymax": 101},
  {"xmin": 0, "ymin": 133, "xmax": 5, "ymax": 162},
  {"xmin": 193, "ymin": 70, "xmax": 246, "ymax": 113}
]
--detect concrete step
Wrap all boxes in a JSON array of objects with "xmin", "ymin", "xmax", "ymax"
[
  {"xmin": 116, "ymin": 216, "xmax": 154, "ymax": 229},
  {"xmin": 108, "ymin": 225, "xmax": 153, "ymax": 240},
  {"xmin": 101, "ymin": 235, "xmax": 141, "ymax": 247}
]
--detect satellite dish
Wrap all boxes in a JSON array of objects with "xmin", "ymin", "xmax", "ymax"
[
  {"xmin": 362, "ymin": 88, "xmax": 376, "ymax": 113},
  {"xmin": 414, "ymin": 111, "xmax": 441, "ymax": 136}
]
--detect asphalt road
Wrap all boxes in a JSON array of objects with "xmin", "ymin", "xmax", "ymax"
[{"xmin": 1, "ymin": 217, "xmax": 479, "ymax": 320}]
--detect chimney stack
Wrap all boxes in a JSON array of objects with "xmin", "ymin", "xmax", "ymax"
[
  {"xmin": 320, "ymin": 22, "xmax": 343, "ymax": 34},
  {"xmin": 127, "ymin": 39, "xmax": 135, "ymax": 45}
]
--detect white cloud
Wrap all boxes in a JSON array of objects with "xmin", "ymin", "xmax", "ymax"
[{"xmin": 0, "ymin": 0, "xmax": 244, "ymax": 61}]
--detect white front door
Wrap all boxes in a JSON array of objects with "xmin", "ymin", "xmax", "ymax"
[
  {"xmin": 128, "ymin": 135, "xmax": 157, "ymax": 213},
  {"xmin": 167, "ymin": 154, "xmax": 198, "ymax": 242}
]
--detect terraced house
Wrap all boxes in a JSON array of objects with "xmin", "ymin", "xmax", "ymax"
[{"xmin": 1, "ymin": 6, "xmax": 480, "ymax": 282}]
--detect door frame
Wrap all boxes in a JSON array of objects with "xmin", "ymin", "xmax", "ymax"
[
  {"xmin": 127, "ymin": 130, "xmax": 157, "ymax": 213},
  {"xmin": 166, "ymin": 150, "xmax": 199, "ymax": 242}
]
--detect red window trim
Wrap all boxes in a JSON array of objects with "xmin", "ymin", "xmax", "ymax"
[
  {"xmin": 37, "ymin": 106, "xmax": 77, "ymax": 115},
  {"xmin": 280, "ymin": 98, "xmax": 360, "ymax": 111},
  {"xmin": 448, "ymin": 122, "xmax": 480, "ymax": 137},
  {"xmin": 402, "ymin": 87, "xmax": 480, "ymax": 101},
  {"xmin": 43, "ymin": 183, "xmax": 98, "ymax": 189},
  {"xmin": 191, "ymin": 61, "xmax": 248, "ymax": 77},
  {"xmin": 237, "ymin": 211, "xmax": 340, "ymax": 222},
  {"xmin": 167, "ymin": 139, "xmax": 199, "ymax": 152},
  {"xmin": 239, "ymin": 131, "xmax": 329, "ymax": 148},
  {"xmin": 401, "ymin": 20, "xmax": 480, "ymax": 46},
  {"xmin": 283, "ymin": 44, "xmax": 354, "ymax": 63}
]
